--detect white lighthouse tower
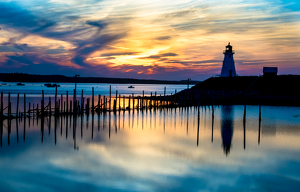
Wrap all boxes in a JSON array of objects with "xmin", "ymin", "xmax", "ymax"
[{"xmin": 221, "ymin": 43, "xmax": 236, "ymax": 77}]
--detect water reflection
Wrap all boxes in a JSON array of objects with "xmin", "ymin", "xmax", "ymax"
[
  {"xmin": 1, "ymin": 106, "xmax": 300, "ymax": 191},
  {"xmin": 221, "ymin": 105, "xmax": 234, "ymax": 155}
]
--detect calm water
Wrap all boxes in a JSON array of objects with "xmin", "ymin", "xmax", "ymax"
[
  {"xmin": 0, "ymin": 83, "xmax": 188, "ymax": 96},
  {"xmin": 1, "ymin": 105, "xmax": 300, "ymax": 191}
]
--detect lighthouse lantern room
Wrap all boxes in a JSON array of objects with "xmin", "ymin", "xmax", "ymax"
[{"xmin": 221, "ymin": 43, "xmax": 237, "ymax": 77}]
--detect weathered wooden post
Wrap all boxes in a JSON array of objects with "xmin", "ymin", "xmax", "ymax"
[
  {"xmin": 116, "ymin": 90, "xmax": 118, "ymax": 108},
  {"xmin": 98, "ymin": 94, "xmax": 100, "ymax": 111},
  {"xmin": 155, "ymin": 92, "xmax": 157, "ymax": 108},
  {"xmin": 259, "ymin": 96, "xmax": 261, "ymax": 122},
  {"xmin": 123, "ymin": 95, "xmax": 125, "ymax": 109},
  {"xmin": 24, "ymin": 94, "xmax": 26, "ymax": 117},
  {"xmin": 109, "ymin": 85, "xmax": 111, "ymax": 110},
  {"xmin": 37, "ymin": 104, "xmax": 39, "ymax": 118},
  {"xmin": 0, "ymin": 92, "xmax": 3, "ymax": 118},
  {"xmin": 73, "ymin": 89, "xmax": 76, "ymax": 114},
  {"xmin": 33, "ymin": 103, "xmax": 35, "ymax": 118},
  {"xmin": 113, "ymin": 99, "xmax": 117, "ymax": 113},
  {"xmin": 41, "ymin": 90, "xmax": 44, "ymax": 116},
  {"xmin": 61, "ymin": 94, "xmax": 63, "ymax": 114},
  {"xmin": 150, "ymin": 92, "xmax": 152, "ymax": 107},
  {"xmin": 16, "ymin": 93, "xmax": 19, "ymax": 117},
  {"xmin": 55, "ymin": 86, "xmax": 57, "ymax": 115},
  {"xmin": 142, "ymin": 90, "xmax": 144, "ymax": 109},
  {"xmin": 119, "ymin": 94, "xmax": 121, "ymax": 111},
  {"xmin": 66, "ymin": 91, "xmax": 69, "ymax": 113},
  {"xmin": 92, "ymin": 87, "xmax": 94, "ymax": 113},
  {"xmin": 100, "ymin": 98, "xmax": 102, "ymax": 111},
  {"xmin": 70, "ymin": 100, "xmax": 72, "ymax": 114},
  {"xmin": 128, "ymin": 95, "xmax": 131, "ymax": 110},
  {"xmin": 164, "ymin": 87, "xmax": 166, "ymax": 106},
  {"xmin": 29, "ymin": 102, "xmax": 31, "ymax": 117},
  {"xmin": 160, "ymin": 94, "xmax": 162, "ymax": 107},
  {"xmin": 105, "ymin": 98, "xmax": 108, "ymax": 111},
  {"xmin": 8, "ymin": 92, "xmax": 11, "ymax": 117},
  {"xmin": 49, "ymin": 97, "xmax": 51, "ymax": 116},
  {"xmin": 132, "ymin": 93, "xmax": 134, "ymax": 109}
]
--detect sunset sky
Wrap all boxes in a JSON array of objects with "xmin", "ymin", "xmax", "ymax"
[{"xmin": 0, "ymin": 0, "xmax": 299, "ymax": 80}]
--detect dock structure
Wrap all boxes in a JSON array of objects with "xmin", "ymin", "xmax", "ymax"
[{"xmin": 0, "ymin": 84, "xmax": 269, "ymax": 120}]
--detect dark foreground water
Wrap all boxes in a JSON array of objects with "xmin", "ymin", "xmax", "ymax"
[{"xmin": 1, "ymin": 105, "xmax": 300, "ymax": 191}]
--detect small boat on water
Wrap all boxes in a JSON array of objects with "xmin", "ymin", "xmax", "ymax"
[
  {"xmin": 44, "ymin": 83, "xmax": 60, "ymax": 87},
  {"xmin": 17, "ymin": 83, "xmax": 25, "ymax": 86},
  {"xmin": 128, "ymin": 85, "xmax": 134, "ymax": 88}
]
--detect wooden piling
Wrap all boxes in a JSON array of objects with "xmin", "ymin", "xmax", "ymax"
[
  {"xmin": 66, "ymin": 91, "xmax": 69, "ymax": 113},
  {"xmin": 0, "ymin": 92, "xmax": 3, "ymax": 118},
  {"xmin": 92, "ymin": 87, "xmax": 94, "ymax": 113},
  {"xmin": 16, "ymin": 93, "xmax": 19, "ymax": 117},
  {"xmin": 61, "ymin": 94, "xmax": 63, "ymax": 114},
  {"xmin": 154, "ymin": 92, "xmax": 157, "ymax": 108},
  {"xmin": 128, "ymin": 95, "xmax": 131, "ymax": 110},
  {"xmin": 73, "ymin": 89, "xmax": 76, "ymax": 114},
  {"xmin": 100, "ymin": 99, "xmax": 102, "ymax": 110},
  {"xmin": 132, "ymin": 93, "xmax": 134, "ymax": 109},
  {"xmin": 142, "ymin": 91, "xmax": 144, "ymax": 109},
  {"xmin": 8, "ymin": 92, "xmax": 11, "ymax": 117},
  {"xmin": 150, "ymin": 92, "xmax": 152, "ymax": 107},
  {"xmin": 81, "ymin": 90, "xmax": 84, "ymax": 115},
  {"xmin": 105, "ymin": 98, "xmax": 107, "ymax": 111},
  {"xmin": 123, "ymin": 95, "xmax": 125, "ymax": 109},
  {"xmin": 41, "ymin": 90, "xmax": 44, "ymax": 116},
  {"xmin": 109, "ymin": 85, "xmax": 111, "ymax": 110},
  {"xmin": 29, "ymin": 102, "xmax": 31, "ymax": 117},
  {"xmin": 103, "ymin": 96, "xmax": 106, "ymax": 111},
  {"xmin": 259, "ymin": 96, "xmax": 261, "ymax": 121},
  {"xmin": 24, "ymin": 94, "xmax": 26, "ymax": 117},
  {"xmin": 55, "ymin": 86, "xmax": 57, "ymax": 114},
  {"xmin": 113, "ymin": 99, "xmax": 116, "ymax": 113},
  {"xmin": 98, "ymin": 94, "xmax": 100, "ymax": 111},
  {"xmin": 119, "ymin": 94, "xmax": 121, "ymax": 111},
  {"xmin": 49, "ymin": 97, "xmax": 51, "ymax": 116},
  {"xmin": 37, "ymin": 104, "xmax": 39, "ymax": 117},
  {"xmin": 164, "ymin": 87, "xmax": 166, "ymax": 105},
  {"xmin": 33, "ymin": 103, "xmax": 35, "ymax": 118}
]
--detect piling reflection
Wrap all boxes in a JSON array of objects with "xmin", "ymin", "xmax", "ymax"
[{"xmin": 1, "ymin": 106, "xmax": 300, "ymax": 157}]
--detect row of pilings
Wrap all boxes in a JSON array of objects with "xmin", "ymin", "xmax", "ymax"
[{"xmin": 0, "ymin": 85, "xmax": 270, "ymax": 120}]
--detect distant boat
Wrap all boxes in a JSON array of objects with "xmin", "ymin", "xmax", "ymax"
[
  {"xmin": 44, "ymin": 83, "xmax": 60, "ymax": 87},
  {"xmin": 128, "ymin": 85, "xmax": 134, "ymax": 88},
  {"xmin": 1, "ymin": 83, "xmax": 7, "ymax": 85},
  {"xmin": 17, "ymin": 83, "xmax": 25, "ymax": 86}
]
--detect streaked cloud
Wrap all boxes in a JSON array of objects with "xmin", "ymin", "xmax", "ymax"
[{"xmin": 0, "ymin": 0, "xmax": 299, "ymax": 80}]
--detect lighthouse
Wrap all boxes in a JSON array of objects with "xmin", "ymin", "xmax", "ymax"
[{"xmin": 221, "ymin": 43, "xmax": 236, "ymax": 77}]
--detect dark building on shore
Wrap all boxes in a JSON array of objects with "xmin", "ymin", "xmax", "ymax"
[{"xmin": 263, "ymin": 67, "xmax": 278, "ymax": 77}]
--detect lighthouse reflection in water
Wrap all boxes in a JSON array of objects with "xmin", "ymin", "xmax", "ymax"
[
  {"xmin": 221, "ymin": 105, "xmax": 234, "ymax": 155},
  {"xmin": 1, "ymin": 105, "xmax": 300, "ymax": 191}
]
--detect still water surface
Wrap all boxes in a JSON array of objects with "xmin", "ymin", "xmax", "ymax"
[
  {"xmin": 1, "ymin": 105, "xmax": 300, "ymax": 191},
  {"xmin": 0, "ymin": 83, "xmax": 188, "ymax": 96}
]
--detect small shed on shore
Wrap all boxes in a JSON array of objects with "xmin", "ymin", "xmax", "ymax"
[{"xmin": 263, "ymin": 67, "xmax": 278, "ymax": 77}]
